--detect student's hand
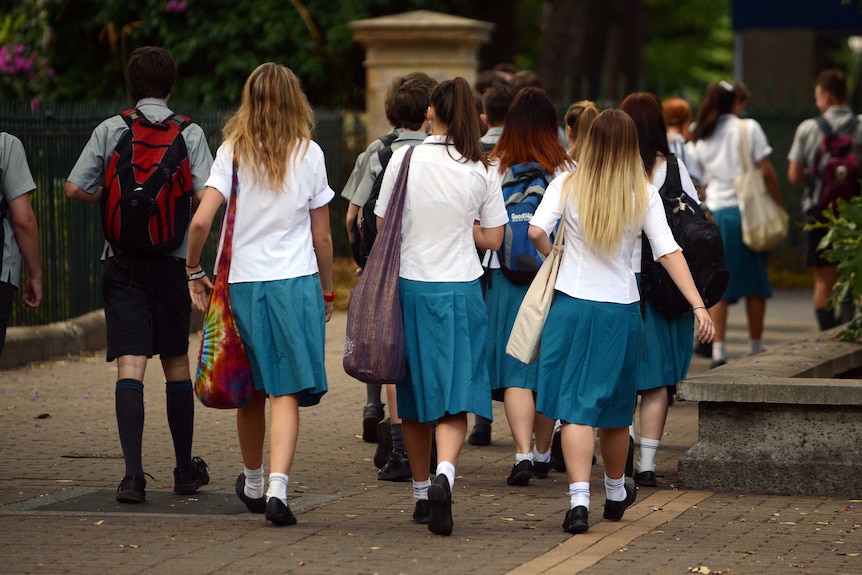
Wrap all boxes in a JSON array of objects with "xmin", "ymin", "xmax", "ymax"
[
  {"xmin": 694, "ymin": 307, "xmax": 714, "ymax": 343},
  {"xmin": 189, "ymin": 276, "xmax": 213, "ymax": 312},
  {"xmin": 22, "ymin": 277, "xmax": 42, "ymax": 308},
  {"xmin": 324, "ymin": 302, "xmax": 333, "ymax": 323}
]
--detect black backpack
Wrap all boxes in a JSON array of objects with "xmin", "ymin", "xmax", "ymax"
[
  {"xmin": 350, "ymin": 131, "xmax": 399, "ymax": 268},
  {"xmin": 640, "ymin": 154, "xmax": 730, "ymax": 319}
]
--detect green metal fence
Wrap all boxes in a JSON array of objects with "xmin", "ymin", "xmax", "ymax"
[
  {"xmin": 1, "ymin": 99, "xmax": 817, "ymax": 328},
  {"xmin": 2, "ymin": 101, "xmax": 364, "ymax": 327}
]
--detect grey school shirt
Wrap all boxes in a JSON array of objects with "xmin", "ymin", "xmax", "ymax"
[
  {"xmin": 1, "ymin": 132, "xmax": 37, "ymax": 287},
  {"xmin": 66, "ymin": 98, "xmax": 214, "ymax": 259}
]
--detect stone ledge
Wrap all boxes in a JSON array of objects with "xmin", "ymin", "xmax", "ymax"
[{"xmin": 677, "ymin": 325, "xmax": 862, "ymax": 497}]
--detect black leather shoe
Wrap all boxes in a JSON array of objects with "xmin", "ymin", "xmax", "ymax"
[
  {"xmin": 468, "ymin": 422, "xmax": 491, "ymax": 446},
  {"xmin": 427, "ymin": 475, "xmax": 453, "ymax": 536},
  {"xmin": 603, "ymin": 480, "xmax": 637, "ymax": 521},
  {"xmin": 265, "ymin": 497, "xmax": 297, "ymax": 526},
  {"xmin": 710, "ymin": 359, "xmax": 727, "ymax": 369},
  {"xmin": 634, "ymin": 470, "xmax": 657, "ymax": 487},
  {"xmin": 373, "ymin": 418, "xmax": 392, "ymax": 469},
  {"xmin": 235, "ymin": 473, "xmax": 266, "ymax": 514},
  {"xmin": 551, "ymin": 428, "xmax": 566, "ymax": 472},
  {"xmin": 174, "ymin": 456, "xmax": 210, "ymax": 495},
  {"xmin": 506, "ymin": 460, "xmax": 533, "ymax": 486},
  {"xmin": 562, "ymin": 505, "xmax": 589, "ymax": 533},
  {"xmin": 533, "ymin": 460, "xmax": 551, "ymax": 479},
  {"xmin": 116, "ymin": 475, "xmax": 146, "ymax": 504},
  {"xmin": 362, "ymin": 403, "xmax": 384, "ymax": 443},
  {"xmin": 413, "ymin": 499, "xmax": 430, "ymax": 524},
  {"xmin": 378, "ymin": 450, "xmax": 412, "ymax": 482}
]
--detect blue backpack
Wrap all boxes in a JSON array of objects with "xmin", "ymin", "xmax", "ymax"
[{"xmin": 498, "ymin": 163, "xmax": 550, "ymax": 284}]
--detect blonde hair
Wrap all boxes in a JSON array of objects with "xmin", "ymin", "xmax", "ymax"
[
  {"xmin": 223, "ymin": 63, "xmax": 314, "ymax": 190},
  {"xmin": 562, "ymin": 109, "xmax": 648, "ymax": 257},
  {"xmin": 564, "ymin": 100, "xmax": 600, "ymax": 161}
]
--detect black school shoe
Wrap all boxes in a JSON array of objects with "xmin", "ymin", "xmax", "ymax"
[
  {"xmin": 506, "ymin": 460, "xmax": 533, "ymax": 486},
  {"xmin": 378, "ymin": 450, "xmax": 412, "ymax": 482},
  {"xmin": 235, "ymin": 474, "xmax": 266, "ymax": 514},
  {"xmin": 362, "ymin": 403, "xmax": 385, "ymax": 443},
  {"xmin": 602, "ymin": 480, "xmax": 637, "ymax": 521},
  {"xmin": 265, "ymin": 497, "xmax": 297, "ymax": 526},
  {"xmin": 413, "ymin": 499, "xmax": 430, "ymax": 524},
  {"xmin": 634, "ymin": 470, "xmax": 657, "ymax": 487},
  {"xmin": 467, "ymin": 422, "xmax": 491, "ymax": 446},
  {"xmin": 116, "ymin": 475, "xmax": 146, "ymax": 504},
  {"xmin": 562, "ymin": 505, "xmax": 589, "ymax": 534},
  {"xmin": 174, "ymin": 456, "xmax": 210, "ymax": 495},
  {"xmin": 533, "ymin": 459, "xmax": 552, "ymax": 479},
  {"xmin": 427, "ymin": 475, "xmax": 453, "ymax": 536},
  {"xmin": 373, "ymin": 418, "xmax": 392, "ymax": 469}
]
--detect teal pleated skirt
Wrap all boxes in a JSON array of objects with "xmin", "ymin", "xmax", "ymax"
[
  {"xmin": 484, "ymin": 269, "xmax": 539, "ymax": 401},
  {"xmin": 229, "ymin": 274, "xmax": 328, "ymax": 406},
  {"xmin": 713, "ymin": 206, "xmax": 772, "ymax": 303},
  {"xmin": 637, "ymin": 274, "xmax": 694, "ymax": 392},
  {"xmin": 397, "ymin": 278, "xmax": 493, "ymax": 423},
  {"xmin": 536, "ymin": 292, "xmax": 641, "ymax": 428}
]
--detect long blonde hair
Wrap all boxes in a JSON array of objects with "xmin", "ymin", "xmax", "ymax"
[
  {"xmin": 563, "ymin": 109, "xmax": 648, "ymax": 257},
  {"xmin": 222, "ymin": 63, "xmax": 313, "ymax": 190}
]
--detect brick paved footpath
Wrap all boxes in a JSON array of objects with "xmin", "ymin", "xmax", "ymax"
[{"xmin": 0, "ymin": 289, "xmax": 859, "ymax": 575}]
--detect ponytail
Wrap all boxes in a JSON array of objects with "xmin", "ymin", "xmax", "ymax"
[{"xmin": 430, "ymin": 77, "xmax": 489, "ymax": 166}]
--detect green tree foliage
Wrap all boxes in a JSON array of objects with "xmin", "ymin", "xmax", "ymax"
[{"xmin": 642, "ymin": 0, "xmax": 732, "ymax": 102}]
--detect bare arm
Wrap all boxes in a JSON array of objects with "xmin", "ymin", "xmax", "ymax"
[
  {"xmin": 758, "ymin": 156, "xmax": 784, "ymax": 207},
  {"xmin": 186, "ymin": 187, "xmax": 222, "ymax": 311},
  {"xmin": 528, "ymin": 224, "xmax": 553, "ymax": 257},
  {"xmin": 787, "ymin": 160, "xmax": 807, "ymax": 186},
  {"xmin": 64, "ymin": 181, "xmax": 101, "ymax": 204},
  {"xmin": 657, "ymin": 249, "xmax": 715, "ymax": 343},
  {"xmin": 474, "ymin": 222, "xmax": 504, "ymax": 251},
  {"xmin": 346, "ymin": 202, "xmax": 360, "ymax": 241},
  {"xmin": 7, "ymin": 193, "xmax": 42, "ymax": 308},
  {"xmin": 311, "ymin": 204, "xmax": 334, "ymax": 322}
]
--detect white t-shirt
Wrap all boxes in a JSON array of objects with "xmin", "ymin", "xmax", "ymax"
[
  {"xmin": 374, "ymin": 135, "xmax": 508, "ymax": 282},
  {"xmin": 686, "ymin": 114, "xmax": 773, "ymax": 211},
  {"xmin": 631, "ymin": 156, "xmax": 700, "ymax": 273},
  {"xmin": 205, "ymin": 140, "xmax": 335, "ymax": 283},
  {"xmin": 530, "ymin": 173, "xmax": 680, "ymax": 304}
]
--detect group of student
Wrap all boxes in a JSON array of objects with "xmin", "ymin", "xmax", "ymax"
[{"xmin": 1, "ymin": 46, "xmax": 856, "ymax": 537}]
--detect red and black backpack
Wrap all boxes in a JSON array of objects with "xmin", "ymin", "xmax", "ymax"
[{"xmin": 100, "ymin": 108, "xmax": 195, "ymax": 254}]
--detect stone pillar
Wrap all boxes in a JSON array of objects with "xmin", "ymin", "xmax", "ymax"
[{"xmin": 350, "ymin": 10, "xmax": 494, "ymax": 145}]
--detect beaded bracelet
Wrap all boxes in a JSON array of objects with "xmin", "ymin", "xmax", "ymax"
[
  {"xmin": 187, "ymin": 269, "xmax": 207, "ymax": 281},
  {"xmin": 692, "ymin": 306, "xmax": 706, "ymax": 311}
]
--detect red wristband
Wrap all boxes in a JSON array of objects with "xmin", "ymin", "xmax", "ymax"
[{"xmin": 323, "ymin": 291, "xmax": 336, "ymax": 303}]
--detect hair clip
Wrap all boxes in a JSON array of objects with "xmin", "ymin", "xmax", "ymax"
[{"xmin": 719, "ymin": 80, "xmax": 735, "ymax": 92}]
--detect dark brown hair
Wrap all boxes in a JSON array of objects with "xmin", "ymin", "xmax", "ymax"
[
  {"xmin": 431, "ymin": 77, "xmax": 488, "ymax": 166},
  {"xmin": 620, "ymin": 92, "xmax": 669, "ymax": 175},
  {"xmin": 127, "ymin": 46, "xmax": 176, "ymax": 100},
  {"xmin": 392, "ymin": 75, "xmax": 437, "ymax": 131},
  {"xmin": 817, "ymin": 69, "xmax": 848, "ymax": 102},
  {"xmin": 481, "ymin": 84, "xmax": 516, "ymax": 127},
  {"xmin": 692, "ymin": 82, "xmax": 736, "ymax": 141}
]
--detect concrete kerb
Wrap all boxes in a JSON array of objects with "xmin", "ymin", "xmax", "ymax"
[{"xmin": 1, "ymin": 310, "xmax": 107, "ymax": 370}]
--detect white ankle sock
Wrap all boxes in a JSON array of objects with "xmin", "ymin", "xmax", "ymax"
[
  {"xmin": 636, "ymin": 438, "xmax": 661, "ymax": 474},
  {"xmin": 712, "ymin": 342, "xmax": 726, "ymax": 362},
  {"xmin": 604, "ymin": 474, "xmax": 626, "ymax": 502},
  {"xmin": 244, "ymin": 466, "xmax": 265, "ymax": 499},
  {"xmin": 515, "ymin": 452, "xmax": 533, "ymax": 463},
  {"xmin": 435, "ymin": 461, "xmax": 456, "ymax": 490},
  {"xmin": 569, "ymin": 481, "xmax": 590, "ymax": 508},
  {"xmin": 413, "ymin": 478, "xmax": 431, "ymax": 501},
  {"xmin": 266, "ymin": 472, "xmax": 289, "ymax": 504},
  {"xmin": 749, "ymin": 339, "xmax": 762, "ymax": 355},
  {"xmin": 532, "ymin": 447, "xmax": 551, "ymax": 463}
]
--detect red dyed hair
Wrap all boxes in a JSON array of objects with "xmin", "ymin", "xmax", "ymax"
[{"xmin": 492, "ymin": 87, "xmax": 569, "ymax": 174}]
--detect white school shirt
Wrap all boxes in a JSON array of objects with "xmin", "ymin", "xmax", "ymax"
[
  {"xmin": 205, "ymin": 140, "xmax": 335, "ymax": 283},
  {"xmin": 630, "ymin": 156, "xmax": 700, "ymax": 273},
  {"xmin": 374, "ymin": 135, "xmax": 508, "ymax": 282},
  {"xmin": 530, "ymin": 173, "xmax": 680, "ymax": 304},
  {"xmin": 686, "ymin": 114, "xmax": 773, "ymax": 211}
]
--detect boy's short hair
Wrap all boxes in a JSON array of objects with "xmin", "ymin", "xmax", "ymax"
[
  {"xmin": 817, "ymin": 69, "xmax": 848, "ymax": 102},
  {"xmin": 392, "ymin": 75, "xmax": 437, "ymax": 131},
  {"xmin": 482, "ymin": 84, "xmax": 516, "ymax": 127},
  {"xmin": 127, "ymin": 46, "xmax": 176, "ymax": 101},
  {"xmin": 384, "ymin": 72, "xmax": 436, "ymax": 128}
]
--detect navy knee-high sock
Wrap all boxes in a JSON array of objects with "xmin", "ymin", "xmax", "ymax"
[
  {"xmin": 166, "ymin": 380, "xmax": 194, "ymax": 472},
  {"xmin": 115, "ymin": 379, "xmax": 145, "ymax": 477}
]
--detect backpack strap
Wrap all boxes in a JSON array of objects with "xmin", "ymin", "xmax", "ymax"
[
  {"xmin": 837, "ymin": 115, "xmax": 859, "ymax": 136},
  {"xmin": 665, "ymin": 153, "xmax": 682, "ymax": 191},
  {"xmin": 121, "ymin": 108, "xmax": 193, "ymax": 132}
]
